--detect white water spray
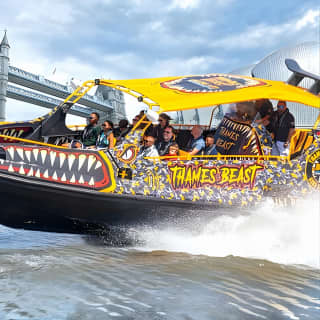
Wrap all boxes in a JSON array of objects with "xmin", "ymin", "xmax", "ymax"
[{"xmin": 136, "ymin": 195, "xmax": 320, "ymax": 268}]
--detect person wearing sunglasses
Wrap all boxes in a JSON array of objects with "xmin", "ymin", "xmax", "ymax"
[
  {"xmin": 81, "ymin": 112, "xmax": 101, "ymax": 148},
  {"xmin": 137, "ymin": 135, "xmax": 159, "ymax": 160},
  {"xmin": 128, "ymin": 114, "xmax": 142, "ymax": 132},
  {"xmin": 156, "ymin": 125, "xmax": 175, "ymax": 156},
  {"xmin": 271, "ymin": 101, "xmax": 295, "ymax": 156},
  {"xmin": 96, "ymin": 120, "xmax": 114, "ymax": 150},
  {"xmin": 153, "ymin": 113, "xmax": 171, "ymax": 143}
]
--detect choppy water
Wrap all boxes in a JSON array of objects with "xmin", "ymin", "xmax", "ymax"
[{"xmin": 0, "ymin": 196, "xmax": 319, "ymax": 320}]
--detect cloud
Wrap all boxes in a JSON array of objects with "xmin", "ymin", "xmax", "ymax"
[
  {"xmin": 15, "ymin": 1, "xmax": 77, "ymax": 30},
  {"xmin": 1, "ymin": 1, "xmax": 319, "ymax": 122},
  {"xmin": 169, "ymin": 0, "xmax": 200, "ymax": 10},
  {"xmin": 211, "ymin": 8, "xmax": 320, "ymax": 50},
  {"xmin": 295, "ymin": 9, "xmax": 320, "ymax": 30}
]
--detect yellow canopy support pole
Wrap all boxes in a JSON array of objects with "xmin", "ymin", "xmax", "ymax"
[
  {"xmin": 208, "ymin": 105, "xmax": 220, "ymax": 128},
  {"xmin": 63, "ymin": 80, "xmax": 96, "ymax": 105},
  {"xmin": 313, "ymin": 112, "xmax": 320, "ymax": 129}
]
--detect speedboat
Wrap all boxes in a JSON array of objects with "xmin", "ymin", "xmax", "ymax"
[{"xmin": 0, "ymin": 59, "xmax": 319, "ymax": 234}]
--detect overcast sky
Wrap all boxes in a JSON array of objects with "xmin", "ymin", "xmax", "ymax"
[{"xmin": 1, "ymin": 0, "xmax": 319, "ymax": 123}]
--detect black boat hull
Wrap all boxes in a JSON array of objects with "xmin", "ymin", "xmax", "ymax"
[{"xmin": 0, "ymin": 172, "xmax": 228, "ymax": 235}]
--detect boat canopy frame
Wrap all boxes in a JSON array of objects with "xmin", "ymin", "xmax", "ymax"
[{"xmin": 60, "ymin": 66, "xmax": 320, "ymax": 130}]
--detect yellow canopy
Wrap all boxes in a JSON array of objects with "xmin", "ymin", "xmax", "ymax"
[{"xmin": 98, "ymin": 73, "xmax": 320, "ymax": 112}]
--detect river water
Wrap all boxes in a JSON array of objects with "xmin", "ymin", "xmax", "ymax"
[{"xmin": 0, "ymin": 196, "xmax": 319, "ymax": 319}]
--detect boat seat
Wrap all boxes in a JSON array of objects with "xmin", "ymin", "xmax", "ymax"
[{"xmin": 175, "ymin": 129, "xmax": 192, "ymax": 151}]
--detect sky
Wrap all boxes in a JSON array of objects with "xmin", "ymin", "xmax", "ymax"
[{"xmin": 0, "ymin": 0, "xmax": 319, "ymax": 124}]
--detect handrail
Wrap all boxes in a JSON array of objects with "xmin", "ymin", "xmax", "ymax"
[
  {"xmin": 129, "ymin": 114, "xmax": 152, "ymax": 133},
  {"xmin": 67, "ymin": 124, "xmax": 86, "ymax": 130},
  {"xmin": 145, "ymin": 154, "xmax": 287, "ymax": 161},
  {"xmin": 0, "ymin": 134, "xmax": 68, "ymax": 149},
  {"xmin": 172, "ymin": 124, "xmax": 210, "ymax": 129},
  {"xmin": 313, "ymin": 112, "xmax": 320, "ymax": 130},
  {"xmin": 208, "ymin": 105, "xmax": 221, "ymax": 128},
  {"xmin": 62, "ymin": 80, "xmax": 96, "ymax": 112}
]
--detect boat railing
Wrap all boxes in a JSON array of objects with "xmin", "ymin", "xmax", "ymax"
[
  {"xmin": 67, "ymin": 124, "xmax": 86, "ymax": 131},
  {"xmin": 171, "ymin": 124, "xmax": 210, "ymax": 130},
  {"xmin": 0, "ymin": 134, "xmax": 68, "ymax": 149},
  {"xmin": 145, "ymin": 154, "xmax": 287, "ymax": 163}
]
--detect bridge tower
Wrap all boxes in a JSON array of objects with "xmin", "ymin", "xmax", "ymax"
[{"xmin": 0, "ymin": 31, "xmax": 10, "ymax": 122}]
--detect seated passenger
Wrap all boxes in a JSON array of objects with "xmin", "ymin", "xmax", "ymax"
[
  {"xmin": 156, "ymin": 125, "xmax": 175, "ymax": 156},
  {"xmin": 137, "ymin": 135, "xmax": 159, "ymax": 160},
  {"xmin": 131, "ymin": 115, "xmax": 140, "ymax": 128},
  {"xmin": 95, "ymin": 120, "xmax": 115, "ymax": 149},
  {"xmin": 202, "ymin": 133, "xmax": 217, "ymax": 156},
  {"xmin": 128, "ymin": 114, "xmax": 142, "ymax": 132},
  {"xmin": 62, "ymin": 112, "xmax": 101, "ymax": 149},
  {"xmin": 130, "ymin": 113, "xmax": 147, "ymax": 131},
  {"xmin": 153, "ymin": 113, "xmax": 171, "ymax": 143},
  {"xmin": 164, "ymin": 143, "xmax": 179, "ymax": 161},
  {"xmin": 67, "ymin": 140, "xmax": 83, "ymax": 149},
  {"xmin": 114, "ymin": 119, "xmax": 130, "ymax": 142},
  {"xmin": 189, "ymin": 125, "xmax": 205, "ymax": 155},
  {"xmin": 82, "ymin": 112, "xmax": 101, "ymax": 148}
]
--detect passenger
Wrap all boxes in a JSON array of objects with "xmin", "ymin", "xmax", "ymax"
[
  {"xmin": 271, "ymin": 101, "xmax": 295, "ymax": 156},
  {"xmin": 139, "ymin": 110, "xmax": 145, "ymax": 118},
  {"xmin": 69, "ymin": 140, "xmax": 83, "ymax": 149},
  {"xmin": 130, "ymin": 113, "xmax": 147, "ymax": 131},
  {"xmin": 202, "ymin": 133, "xmax": 218, "ymax": 156},
  {"xmin": 137, "ymin": 135, "xmax": 159, "ymax": 160},
  {"xmin": 253, "ymin": 99, "xmax": 274, "ymax": 154},
  {"xmin": 254, "ymin": 99, "xmax": 274, "ymax": 131},
  {"xmin": 132, "ymin": 115, "xmax": 140, "ymax": 127},
  {"xmin": 164, "ymin": 143, "xmax": 179, "ymax": 161},
  {"xmin": 156, "ymin": 125, "xmax": 175, "ymax": 156},
  {"xmin": 189, "ymin": 125, "xmax": 205, "ymax": 156},
  {"xmin": 153, "ymin": 113, "xmax": 171, "ymax": 143},
  {"xmin": 81, "ymin": 112, "xmax": 101, "ymax": 148},
  {"xmin": 114, "ymin": 119, "xmax": 130, "ymax": 142},
  {"xmin": 95, "ymin": 120, "xmax": 114, "ymax": 150},
  {"xmin": 129, "ymin": 114, "xmax": 141, "ymax": 131},
  {"xmin": 230, "ymin": 101, "xmax": 256, "ymax": 123}
]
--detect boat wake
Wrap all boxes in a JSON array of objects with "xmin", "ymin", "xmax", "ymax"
[{"xmin": 133, "ymin": 195, "xmax": 320, "ymax": 268}]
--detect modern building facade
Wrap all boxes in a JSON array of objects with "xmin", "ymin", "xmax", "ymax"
[
  {"xmin": 251, "ymin": 42, "xmax": 320, "ymax": 128},
  {"xmin": 182, "ymin": 42, "xmax": 320, "ymax": 128}
]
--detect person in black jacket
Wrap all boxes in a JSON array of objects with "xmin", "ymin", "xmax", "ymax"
[
  {"xmin": 114, "ymin": 119, "xmax": 130, "ymax": 143},
  {"xmin": 271, "ymin": 101, "xmax": 295, "ymax": 156},
  {"xmin": 156, "ymin": 125, "xmax": 175, "ymax": 156},
  {"xmin": 153, "ymin": 113, "xmax": 171, "ymax": 143}
]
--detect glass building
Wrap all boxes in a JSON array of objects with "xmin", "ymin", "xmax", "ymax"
[{"xmin": 179, "ymin": 42, "xmax": 320, "ymax": 128}]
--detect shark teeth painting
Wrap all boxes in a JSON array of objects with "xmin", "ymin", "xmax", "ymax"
[{"xmin": 0, "ymin": 146, "xmax": 111, "ymax": 189}]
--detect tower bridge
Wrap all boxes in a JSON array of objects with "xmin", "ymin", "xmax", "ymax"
[
  {"xmin": 6, "ymin": 84, "xmax": 93, "ymax": 117},
  {"xmin": 0, "ymin": 32, "xmax": 126, "ymax": 122}
]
